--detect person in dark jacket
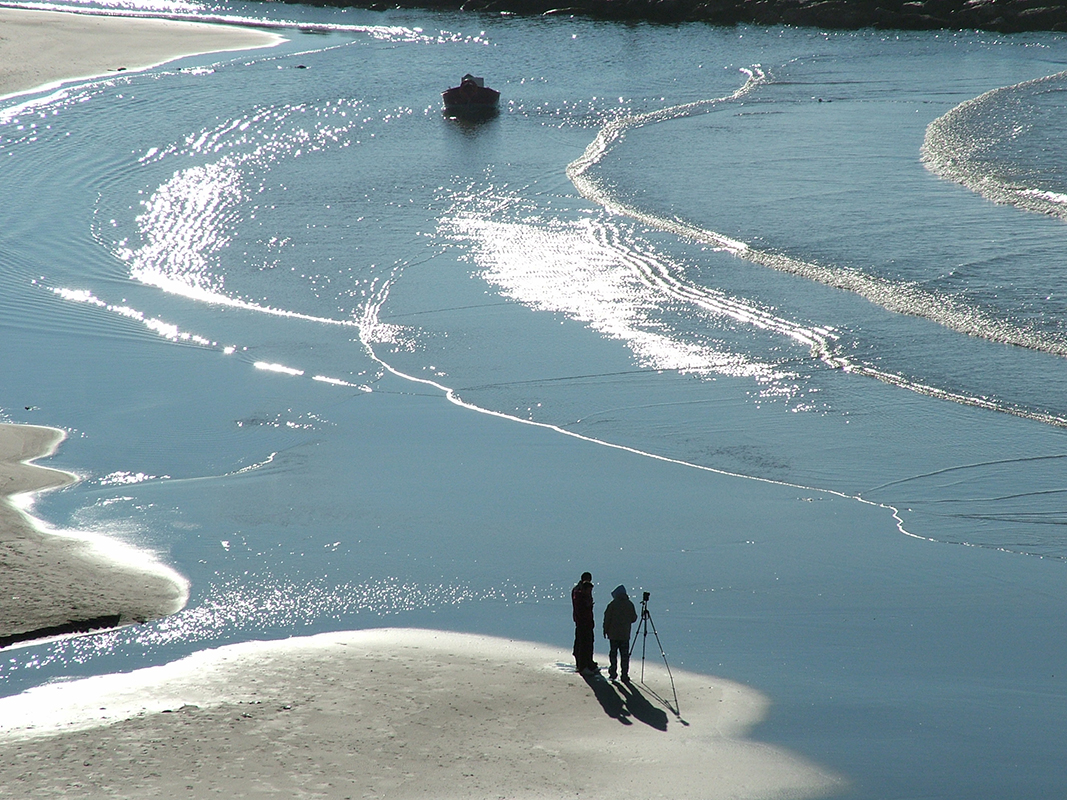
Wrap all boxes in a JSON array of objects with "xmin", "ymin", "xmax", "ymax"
[
  {"xmin": 602, "ymin": 584, "xmax": 638, "ymax": 682},
  {"xmin": 571, "ymin": 572, "xmax": 597, "ymax": 675}
]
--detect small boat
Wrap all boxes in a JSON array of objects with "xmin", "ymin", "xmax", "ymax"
[{"xmin": 442, "ymin": 74, "xmax": 500, "ymax": 116}]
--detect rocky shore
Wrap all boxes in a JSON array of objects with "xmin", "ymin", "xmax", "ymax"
[{"xmin": 322, "ymin": 0, "xmax": 1067, "ymax": 32}]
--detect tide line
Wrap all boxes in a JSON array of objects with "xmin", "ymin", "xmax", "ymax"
[
  {"xmin": 565, "ymin": 65, "xmax": 1067, "ymax": 425},
  {"xmin": 356, "ymin": 276, "xmax": 920, "ymax": 544}
]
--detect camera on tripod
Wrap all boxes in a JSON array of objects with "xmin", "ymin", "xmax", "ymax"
[{"xmin": 642, "ymin": 591, "xmax": 650, "ymax": 602}]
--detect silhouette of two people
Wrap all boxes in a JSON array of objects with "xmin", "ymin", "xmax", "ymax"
[
  {"xmin": 572, "ymin": 573, "xmax": 638, "ymax": 683},
  {"xmin": 571, "ymin": 574, "xmax": 673, "ymax": 730}
]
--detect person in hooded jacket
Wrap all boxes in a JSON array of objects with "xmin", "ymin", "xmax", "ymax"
[{"xmin": 602, "ymin": 584, "xmax": 638, "ymax": 682}]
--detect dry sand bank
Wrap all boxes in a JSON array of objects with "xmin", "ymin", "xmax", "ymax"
[
  {"xmin": 0, "ymin": 628, "xmax": 843, "ymax": 799},
  {"xmin": 0, "ymin": 8, "xmax": 282, "ymax": 101},
  {"xmin": 0, "ymin": 423, "xmax": 187, "ymax": 646}
]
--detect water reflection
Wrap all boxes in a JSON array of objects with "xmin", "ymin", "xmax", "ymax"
[{"xmin": 442, "ymin": 106, "xmax": 500, "ymax": 131}]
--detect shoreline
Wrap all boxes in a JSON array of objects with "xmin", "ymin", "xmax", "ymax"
[
  {"xmin": 0, "ymin": 7, "xmax": 283, "ymax": 102},
  {"xmin": 0, "ymin": 628, "xmax": 843, "ymax": 798},
  {"xmin": 0, "ymin": 423, "xmax": 187, "ymax": 646},
  {"xmin": 0, "ymin": 8, "xmax": 282, "ymax": 643}
]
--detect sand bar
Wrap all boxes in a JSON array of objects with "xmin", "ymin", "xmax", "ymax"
[
  {"xmin": 0, "ymin": 7, "xmax": 283, "ymax": 101},
  {"xmin": 0, "ymin": 423, "xmax": 187, "ymax": 646},
  {"xmin": 0, "ymin": 628, "xmax": 843, "ymax": 798}
]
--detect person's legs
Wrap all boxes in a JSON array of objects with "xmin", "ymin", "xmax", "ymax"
[
  {"xmin": 608, "ymin": 639, "xmax": 620, "ymax": 679},
  {"xmin": 616, "ymin": 638, "xmax": 631, "ymax": 681},
  {"xmin": 576, "ymin": 625, "xmax": 595, "ymax": 672}
]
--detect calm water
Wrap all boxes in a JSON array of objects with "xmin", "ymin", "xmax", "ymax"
[{"xmin": 3, "ymin": 3, "xmax": 1067, "ymax": 797}]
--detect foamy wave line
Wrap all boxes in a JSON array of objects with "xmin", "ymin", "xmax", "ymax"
[
  {"xmin": 921, "ymin": 70, "xmax": 1067, "ymax": 222},
  {"xmin": 623, "ymin": 224, "xmax": 1067, "ymax": 424},
  {"xmin": 586, "ymin": 223, "xmax": 1067, "ymax": 426},
  {"xmin": 356, "ymin": 276, "xmax": 932, "ymax": 543},
  {"xmin": 566, "ymin": 66, "xmax": 1067, "ymax": 424},
  {"xmin": 588, "ymin": 220, "xmax": 841, "ymax": 362},
  {"xmin": 567, "ymin": 66, "xmax": 767, "ymax": 214},
  {"xmin": 593, "ymin": 219, "xmax": 1067, "ymax": 427},
  {"xmin": 359, "ymin": 279, "xmax": 1067, "ymax": 561},
  {"xmin": 448, "ymin": 204, "xmax": 1067, "ymax": 428}
]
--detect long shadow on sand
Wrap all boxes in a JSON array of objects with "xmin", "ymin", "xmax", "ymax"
[{"xmin": 582, "ymin": 672, "xmax": 669, "ymax": 730}]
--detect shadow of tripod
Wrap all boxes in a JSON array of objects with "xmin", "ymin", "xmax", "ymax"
[{"xmin": 629, "ymin": 591, "xmax": 680, "ymax": 718}]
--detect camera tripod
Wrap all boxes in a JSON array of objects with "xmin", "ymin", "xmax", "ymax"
[{"xmin": 630, "ymin": 591, "xmax": 679, "ymax": 715}]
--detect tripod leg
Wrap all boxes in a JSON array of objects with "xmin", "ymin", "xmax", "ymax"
[
  {"xmin": 629, "ymin": 612, "xmax": 647, "ymax": 682},
  {"xmin": 643, "ymin": 611, "xmax": 680, "ymax": 716}
]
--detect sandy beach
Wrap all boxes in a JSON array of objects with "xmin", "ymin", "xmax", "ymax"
[
  {"xmin": 0, "ymin": 7, "xmax": 282, "ymax": 100},
  {"xmin": 0, "ymin": 628, "xmax": 841, "ymax": 798},
  {"xmin": 0, "ymin": 420, "xmax": 837, "ymax": 800},
  {"xmin": 0, "ymin": 423, "xmax": 187, "ymax": 647}
]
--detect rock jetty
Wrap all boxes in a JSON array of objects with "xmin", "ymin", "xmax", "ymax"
[{"xmin": 343, "ymin": 0, "xmax": 1067, "ymax": 32}]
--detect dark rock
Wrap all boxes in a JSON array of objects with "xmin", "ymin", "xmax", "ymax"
[
  {"xmin": 285, "ymin": 0, "xmax": 1067, "ymax": 32},
  {"xmin": 781, "ymin": 0, "xmax": 882, "ymax": 28},
  {"xmin": 0, "ymin": 614, "xmax": 122, "ymax": 649}
]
